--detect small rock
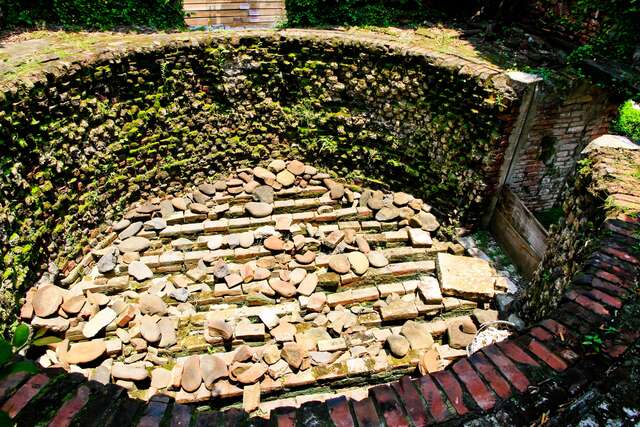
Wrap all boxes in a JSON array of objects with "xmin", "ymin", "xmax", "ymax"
[
  {"xmin": 65, "ymin": 341, "xmax": 106, "ymax": 364},
  {"xmin": 253, "ymin": 185, "xmax": 274, "ymax": 203},
  {"xmin": 32, "ymin": 285, "xmax": 63, "ymax": 318},
  {"xmin": 62, "ymin": 295, "xmax": 86, "ymax": 314},
  {"xmin": 118, "ymin": 222, "xmax": 143, "ymax": 240},
  {"xmin": 151, "ymin": 368, "xmax": 172, "ymax": 389},
  {"xmin": 307, "ymin": 293, "xmax": 326, "ymax": 312},
  {"xmin": 189, "ymin": 203, "xmax": 209, "ymax": 214},
  {"xmin": 297, "ymin": 273, "xmax": 318, "ymax": 296},
  {"xmin": 118, "ymin": 237, "xmax": 151, "ymax": 253},
  {"xmin": 262, "ymin": 344, "xmax": 281, "ymax": 365},
  {"xmin": 268, "ymin": 278, "xmax": 297, "ymax": 298},
  {"xmin": 140, "ymin": 316, "xmax": 161, "ymax": 343},
  {"xmin": 170, "ymin": 288, "xmax": 190, "ymax": 302},
  {"xmin": 386, "ymin": 335, "xmax": 410, "ymax": 357},
  {"xmin": 112, "ymin": 219, "xmax": 131, "ymax": 232},
  {"xmin": 128, "ymin": 261, "xmax": 153, "ymax": 281},
  {"xmin": 281, "ymin": 342, "xmax": 305, "ymax": 369},
  {"xmin": 181, "ymin": 356, "xmax": 202, "ymax": 392},
  {"xmin": 208, "ymin": 319, "xmax": 233, "ymax": 340},
  {"xmin": 367, "ymin": 251, "xmax": 389, "ymax": 268},
  {"xmin": 347, "ymin": 252, "xmax": 369, "ymax": 275},
  {"xmin": 401, "ymin": 320, "xmax": 434, "ymax": 350},
  {"xmin": 198, "ymin": 183, "xmax": 217, "ymax": 196},
  {"xmin": 144, "ymin": 217, "xmax": 166, "ymax": 231},
  {"xmin": 276, "ymin": 170, "xmax": 295, "ymax": 187},
  {"xmin": 268, "ymin": 159, "xmax": 286, "ymax": 172},
  {"xmin": 472, "ymin": 309, "xmax": 499, "ymax": 325},
  {"xmin": 112, "ymin": 362, "xmax": 148, "ymax": 381},
  {"xmin": 394, "ymin": 192, "xmax": 413, "ymax": 206},
  {"xmin": 245, "ymin": 202, "xmax": 273, "ymax": 218},
  {"xmin": 254, "ymin": 166, "xmax": 276, "ymax": 181},
  {"xmin": 243, "ymin": 383, "xmax": 261, "ymax": 413},
  {"xmin": 418, "ymin": 348, "xmax": 440, "ymax": 375},
  {"xmin": 171, "ymin": 198, "xmax": 188, "ymax": 211},
  {"xmin": 234, "ymin": 363, "xmax": 268, "ymax": 384},
  {"xmin": 139, "ymin": 294, "xmax": 167, "ymax": 316},
  {"xmin": 264, "ymin": 236, "xmax": 285, "ymax": 252},
  {"xmin": 207, "ymin": 235, "xmax": 224, "ymax": 250},
  {"xmin": 328, "ymin": 255, "xmax": 350, "ymax": 274},
  {"xmin": 375, "ymin": 207, "xmax": 400, "ymax": 222},
  {"xmin": 410, "ymin": 211, "xmax": 439, "ymax": 231},
  {"xmin": 201, "ymin": 354, "xmax": 228, "ymax": 388},
  {"xmin": 295, "ymin": 251, "xmax": 316, "ymax": 265},
  {"xmin": 83, "ymin": 308, "xmax": 117, "ymax": 338},
  {"xmin": 96, "ymin": 248, "xmax": 118, "ymax": 274},
  {"xmin": 287, "ymin": 160, "xmax": 306, "ymax": 175},
  {"xmin": 158, "ymin": 318, "xmax": 177, "ymax": 348},
  {"xmin": 408, "ymin": 228, "xmax": 432, "ymax": 247}
]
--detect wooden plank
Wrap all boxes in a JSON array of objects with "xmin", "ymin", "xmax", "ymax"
[
  {"xmin": 185, "ymin": 15, "xmax": 280, "ymax": 25},
  {"xmin": 186, "ymin": 10, "xmax": 284, "ymax": 18},
  {"xmin": 184, "ymin": 3, "xmax": 283, "ymax": 11}
]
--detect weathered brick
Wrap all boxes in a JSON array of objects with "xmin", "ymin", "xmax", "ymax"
[
  {"xmin": 529, "ymin": 327, "xmax": 553, "ymax": 342},
  {"xmin": 170, "ymin": 403, "xmax": 192, "ymax": 427},
  {"xmin": 432, "ymin": 371, "xmax": 469, "ymax": 415},
  {"xmin": 391, "ymin": 377, "xmax": 429, "ymax": 427},
  {"xmin": 0, "ymin": 372, "xmax": 30, "ymax": 403},
  {"xmin": 482, "ymin": 345, "xmax": 530, "ymax": 393},
  {"xmin": 1, "ymin": 373, "xmax": 49, "ymax": 418},
  {"xmin": 565, "ymin": 290, "xmax": 610, "ymax": 317},
  {"xmin": 326, "ymin": 396, "xmax": 355, "ymax": 427},
  {"xmin": 496, "ymin": 340, "xmax": 540, "ymax": 367},
  {"xmin": 48, "ymin": 385, "xmax": 91, "ymax": 427},
  {"xmin": 416, "ymin": 375, "xmax": 451, "ymax": 422},
  {"xmin": 452, "ymin": 358, "xmax": 496, "ymax": 411},
  {"xmin": 602, "ymin": 246, "xmax": 639, "ymax": 265},
  {"xmin": 527, "ymin": 339, "xmax": 568, "ymax": 372},
  {"xmin": 582, "ymin": 288, "xmax": 622, "ymax": 308},
  {"xmin": 468, "ymin": 352, "xmax": 512, "ymax": 400},
  {"xmin": 590, "ymin": 277, "xmax": 627, "ymax": 297},
  {"xmin": 370, "ymin": 384, "xmax": 409, "ymax": 427},
  {"xmin": 137, "ymin": 396, "xmax": 170, "ymax": 427},
  {"xmin": 351, "ymin": 397, "xmax": 381, "ymax": 427}
]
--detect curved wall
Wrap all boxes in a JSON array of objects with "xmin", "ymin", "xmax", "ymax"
[{"xmin": 0, "ymin": 31, "xmax": 520, "ymax": 326}]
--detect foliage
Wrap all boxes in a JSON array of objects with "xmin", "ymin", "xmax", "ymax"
[
  {"xmin": 284, "ymin": 0, "xmax": 431, "ymax": 28},
  {"xmin": 0, "ymin": 323, "xmax": 39, "ymax": 426},
  {"xmin": 614, "ymin": 100, "xmax": 640, "ymax": 142},
  {"xmin": 0, "ymin": 0, "xmax": 185, "ymax": 30}
]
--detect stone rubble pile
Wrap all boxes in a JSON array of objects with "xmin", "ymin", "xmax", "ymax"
[{"xmin": 20, "ymin": 159, "xmax": 512, "ymax": 412}]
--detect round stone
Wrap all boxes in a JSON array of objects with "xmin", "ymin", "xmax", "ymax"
[
  {"xmin": 245, "ymin": 202, "xmax": 273, "ymax": 218},
  {"xmin": 286, "ymin": 160, "xmax": 305, "ymax": 175},
  {"xmin": 118, "ymin": 222, "xmax": 142, "ymax": 240},
  {"xmin": 198, "ymin": 182, "xmax": 217, "ymax": 195},
  {"xmin": 375, "ymin": 207, "xmax": 400, "ymax": 222},
  {"xmin": 268, "ymin": 159, "xmax": 286, "ymax": 172},
  {"xmin": 112, "ymin": 219, "xmax": 131, "ymax": 232},
  {"xmin": 65, "ymin": 340, "xmax": 106, "ymax": 364},
  {"xmin": 386, "ymin": 335, "xmax": 410, "ymax": 357},
  {"xmin": 189, "ymin": 202, "xmax": 209, "ymax": 214},
  {"xmin": 171, "ymin": 198, "xmax": 188, "ymax": 211},
  {"xmin": 328, "ymin": 254, "xmax": 350, "ymax": 274},
  {"xmin": 264, "ymin": 236, "xmax": 285, "ymax": 252},
  {"xmin": 112, "ymin": 362, "xmax": 148, "ymax": 381},
  {"xmin": 61, "ymin": 295, "xmax": 86, "ymax": 314},
  {"xmin": 347, "ymin": 251, "xmax": 369, "ymax": 275},
  {"xmin": 295, "ymin": 250, "xmax": 316, "ymax": 265},
  {"xmin": 118, "ymin": 236, "xmax": 151, "ymax": 253},
  {"xmin": 393, "ymin": 192, "xmax": 413, "ymax": 206},
  {"xmin": 253, "ymin": 166, "xmax": 276, "ymax": 182},
  {"xmin": 32, "ymin": 285, "xmax": 63, "ymax": 318},
  {"xmin": 253, "ymin": 185, "xmax": 274, "ymax": 203},
  {"xmin": 276, "ymin": 170, "xmax": 295, "ymax": 187},
  {"xmin": 268, "ymin": 278, "xmax": 297, "ymax": 298},
  {"xmin": 367, "ymin": 251, "xmax": 389, "ymax": 268}
]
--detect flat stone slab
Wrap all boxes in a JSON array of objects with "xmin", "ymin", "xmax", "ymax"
[{"xmin": 436, "ymin": 253, "xmax": 496, "ymax": 300}]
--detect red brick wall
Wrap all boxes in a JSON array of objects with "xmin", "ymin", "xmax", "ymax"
[{"xmin": 507, "ymin": 82, "xmax": 617, "ymax": 213}]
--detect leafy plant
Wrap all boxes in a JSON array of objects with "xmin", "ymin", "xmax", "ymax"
[
  {"xmin": 614, "ymin": 100, "xmax": 640, "ymax": 142},
  {"xmin": 0, "ymin": 323, "xmax": 40, "ymax": 426}
]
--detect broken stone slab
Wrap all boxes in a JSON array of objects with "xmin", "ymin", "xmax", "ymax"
[
  {"xmin": 386, "ymin": 335, "xmax": 410, "ymax": 357},
  {"xmin": 182, "ymin": 355, "xmax": 202, "ymax": 392},
  {"xmin": 201, "ymin": 354, "xmax": 228, "ymax": 388},
  {"xmin": 400, "ymin": 320, "xmax": 434, "ymax": 350},
  {"xmin": 245, "ymin": 202, "xmax": 273, "ymax": 218},
  {"xmin": 380, "ymin": 300, "xmax": 418, "ymax": 321},
  {"xmin": 128, "ymin": 261, "xmax": 153, "ymax": 281},
  {"xmin": 65, "ymin": 340, "xmax": 106, "ymax": 364},
  {"xmin": 83, "ymin": 307, "xmax": 117, "ymax": 338},
  {"xmin": 112, "ymin": 362, "xmax": 148, "ymax": 381},
  {"xmin": 243, "ymin": 383, "xmax": 261, "ymax": 413},
  {"xmin": 437, "ymin": 253, "xmax": 496, "ymax": 300},
  {"xmin": 447, "ymin": 317, "xmax": 478, "ymax": 350}
]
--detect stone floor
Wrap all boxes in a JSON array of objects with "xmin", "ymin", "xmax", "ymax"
[{"xmin": 19, "ymin": 159, "xmax": 516, "ymax": 416}]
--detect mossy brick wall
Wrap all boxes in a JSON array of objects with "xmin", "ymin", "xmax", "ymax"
[
  {"xmin": 507, "ymin": 82, "xmax": 617, "ymax": 213},
  {"xmin": 0, "ymin": 32, "xmax": 521, "ymax": 330},
  {"xmin": 520, "ymin": 146, "xmax": 640, "ymax": 321}
]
